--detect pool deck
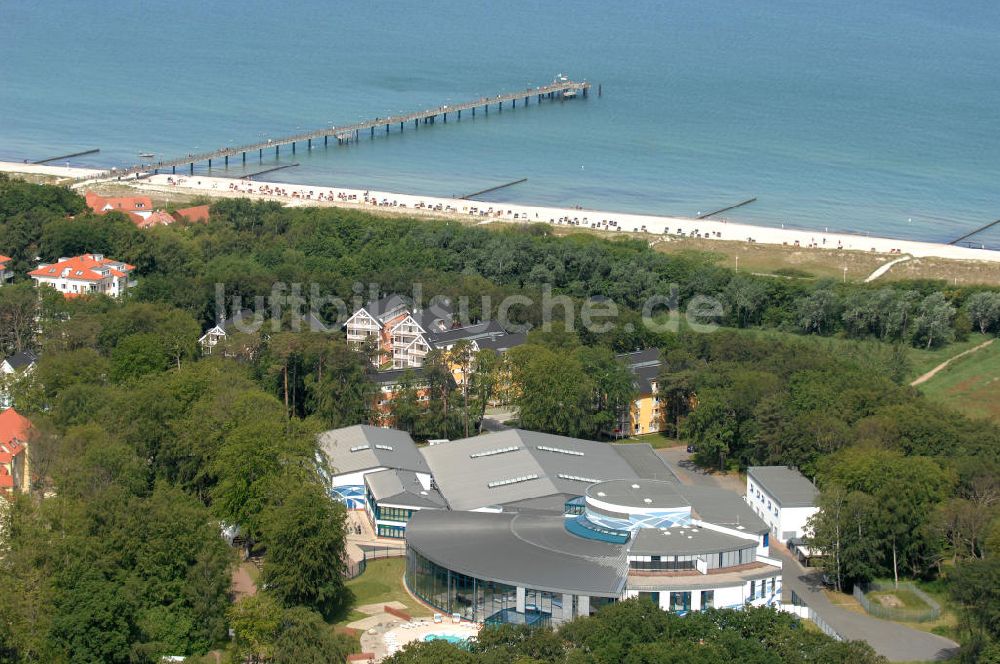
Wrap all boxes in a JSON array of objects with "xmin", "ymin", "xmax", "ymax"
[{"xmin": 364, "ymin": 618, "xmax": 479, "ymax": 661}]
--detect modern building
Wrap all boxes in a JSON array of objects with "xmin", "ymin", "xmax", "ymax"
[
  {"xmin": 29, "ymin": 254, "xmax": 135, "ymax": 298},
  {"xmin": 617, "ymin": 349, "xmax": 663, "ymax": 436},
  {"xmin": 318, "ymin": 425, "xmax": 432, "ymax": 511},
  {"xmin": 364, "ymin": 468, "xmax": 446, "ymax": 539},
  {"xmin": 0, "ymin": 407, "xmax": 32, "ymax": 496},
  {"xmin": 405, "ymin": 478, "xmax": 780, "ymax": 626},
  {"xmin": 0, "ymin": 255, "xmax": 12, "ymax": 285},
  {"xmin": 745, "ymin": 466, "xmax": 819, "ymax": 543}
]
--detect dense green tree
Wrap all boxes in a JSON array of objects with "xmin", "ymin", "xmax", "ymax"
[{"xmin": 261, "ymin": 482, "xmax": 349, "ymax": 619}]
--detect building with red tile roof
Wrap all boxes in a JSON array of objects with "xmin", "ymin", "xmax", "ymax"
[
  {"xmin": 129, "ymin": 210, "xmax": 176, "ymax": 229},
  {"xmin": 85, "ymin": 191, "xmax": 153, "ymax": 218},
  {"xmin": 0, "ymin": 254, "xmax": 11, "ymax": 286},
  {"xmin": 0, "ymin": 407, "xmax": 31, "ymax": 495},
  {"xmin": 28, "ymin": 253, "xmax": 135, "ymax": 298},
  {"xmin": 172, "ymin": 204, "xmax": 211, "ymax": 224}
]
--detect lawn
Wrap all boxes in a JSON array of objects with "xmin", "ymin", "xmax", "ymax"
[
  {"xmin": 917, "ymin": 338, "xmax": 1000, "ymax": 422},
  {"xmin": 341, "ymin": 557, "xmax": 431, "ymax": 620}
]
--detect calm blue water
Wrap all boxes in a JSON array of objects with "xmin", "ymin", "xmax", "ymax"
[{"xmin": 2, "ymin": 0, "xmax": 1000, "ymax": 249}]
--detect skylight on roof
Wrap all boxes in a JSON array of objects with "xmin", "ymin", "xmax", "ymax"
[
  {"xmin": 349, "ymin": 445, "xmax": 370, "ymax": 452},
  {"xmin": 470, "ymin": 445, "xmax": 519, "ymax": 459},
  {"xmin": 558, "ymin": 474, "xmax": 600, "ymax": 483},
  {"xmin": 374, "ymin": 444, "xmax": 394, "ymax": 451},
  {"xmin": 536, "ymin": 445, "xmax": 584, "ymax": 457},
  {"xmin": 487, "ymin": 473, "xmax": 539, "ymax": 488}
]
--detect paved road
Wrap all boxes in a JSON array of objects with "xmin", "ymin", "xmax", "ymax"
[
  {"xmin": 657, "ymin": 443, "xmax": 960, "ymax": 662},
  {"xmin": 776, "ymin": 546, "xmax": 959, "ymax": 661}
]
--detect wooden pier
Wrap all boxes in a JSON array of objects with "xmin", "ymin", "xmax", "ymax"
[{"xmin": 103, "ymin": 79, "xmax": 591, "ymax": 179}]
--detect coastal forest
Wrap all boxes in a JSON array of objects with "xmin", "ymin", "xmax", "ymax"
[{"xmin": 0, "ymin": 174, "xmax": 999, "ymax": 662}]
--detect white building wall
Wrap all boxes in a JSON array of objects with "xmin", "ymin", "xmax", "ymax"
[
  {"xmin": 780, "ymin": 506, "xmax": 818, "ymax": 542},
  {"xmin": 331, "ymin": 467, "xmax": 386, "ymax": 488}
]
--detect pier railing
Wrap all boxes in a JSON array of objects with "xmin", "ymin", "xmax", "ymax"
[{"xmin": 94, "ymin": 79, "xmax": 590, "ymax": 180}]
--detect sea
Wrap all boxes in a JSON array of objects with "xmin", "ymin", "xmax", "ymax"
[{"xmin": 2, "ymin": 0, "xmax": 999, "ymax": 249}]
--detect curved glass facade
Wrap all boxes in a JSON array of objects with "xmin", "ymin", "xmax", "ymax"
[{"xmin": 406, "ymin": 549, "xmax": 555, "ymax": 626}]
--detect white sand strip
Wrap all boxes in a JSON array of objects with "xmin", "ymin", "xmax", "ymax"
[
  {"xmin": 125, "ymin": 173, "xmax": 1000, "ymax": 264},
  {"xmin": 0, "ymin": 160, "xmax": 103, "ymax": 178}
]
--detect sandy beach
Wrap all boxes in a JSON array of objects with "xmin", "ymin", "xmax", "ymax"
[
  {"xmin": 0, "ymin": 161, "xmax": 103, "ymax": 178},
  {"xmin": 3, "ymin": 161, "xmax": 999, "ymax": 265}
]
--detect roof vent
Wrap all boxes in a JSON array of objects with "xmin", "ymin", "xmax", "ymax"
[
  {"xmin": 470, "ymin": 445, "xmax": 519, "ymax": 459},
  {"xmin": 536, "ymin": 445, "xmax": 584, "ymax": 457},
  {"xmin": 596, "ymin": 491, "xmax": 606, "ymax": 497},
  {"xmin": 420, "ymin": 490, "xmax": 428, "ymax": 496},
  {"xmin": 349, "ymin": 445, "xmax": 370, "ymax": 453},
  {"xmin": 631, "ymin": 483, "xmax": 640, "ymax": 489},
  {"xmin": 487, "ymin": 473, "xmax": 539, "ymax": 488},
  {"xmin": 374, "ymin": 444, "xmax": 394, "ymax": 451},
  {"xmin": 558, "ymin": 474, "xmax": 600, "ymax": 483},
  {"xmin": 643, "ymin": 498, "xmax": 653, "ymax": 504}
]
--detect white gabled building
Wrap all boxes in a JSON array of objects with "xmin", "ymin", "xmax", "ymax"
[
  {"xmin": 28, "ymin": 254, "xmax": 135, "ymax": 298},
  {"xmin": 745, "ymin": 466, "xmax": 819, "ymax": 544}
]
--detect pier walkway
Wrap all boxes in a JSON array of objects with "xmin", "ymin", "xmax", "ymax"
[{"xmin": 101, "ymin": 79, "xmax": 591, "ymax": 180}]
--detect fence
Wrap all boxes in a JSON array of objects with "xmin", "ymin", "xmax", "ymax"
[
  {"xmin": 344, "ymin": 544, "xmax": 407, "ymax": 580},
  {"xmin": 787, "ymin": 591, "xmax": 843, "ymax": 641},
  {"xmin": 852, "ymin": 581, "xmax": 941, "ymax": 623}
]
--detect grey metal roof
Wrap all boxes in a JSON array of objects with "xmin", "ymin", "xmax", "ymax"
[
  {"xmin": 425, "ymin": 320, "xmax": 506, "ymax": 346},
  {"xmin": 364, "ymin": 294, "xmax": 409, "ymax": 322},
  {"xmin": 365, "ymin": 469, "xmax": 446, "ymax": 509},
  {"xmin": 372, "ymin": 368, "xmax": 426, "ymax": 387},
  {"xmin": 412, "ymin": 298, "xmax": 454, "ymax": 333},
  {"xmin": 419, "ymin": 429, "xmax": 639, "ymax": 512},
  {"xmin": 630, "ymin": 526, "xmax": 756, "ymax": 556},
  {"xmin": 617, "ymin": 349, "xmax": 662, "ymax": 394},
  {"xmin": 747, "ymin": 466, "xmax": 819, "ymax": 508},
  {"xmin": 405, "ymin": 510, "xmax": 627, "ymax": 596},
  {"xmin": 3, "ymin": 349, "xmax": 38, "ymax": 371},
  {"xmin": 498, "ymin": 492, "xmax": 578, "ymax": 514},
  {"xmin": 611, "ymin": 443, "xmax": 679, "ymax": 482},
  {"xmin": 679, "ymin": 485, "xmax": 768, "ymax": 534},
  {"xmin": 475, "ymin": 332, "xmax": 527, "ymax": 353},
  {"xmin": 318, "ymin": 425, "xmax": 429, "ymax": 476},
  {"xmin": 586, "ymin": 479, "xmax": 688, "ymax": 510}
]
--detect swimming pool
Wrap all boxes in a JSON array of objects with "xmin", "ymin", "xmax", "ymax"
[{"xmin": 423, "ymin": 633, "xmax": 467, "ymax": 644}]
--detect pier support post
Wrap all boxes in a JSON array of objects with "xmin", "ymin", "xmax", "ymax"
[
  {"xmin": 325, "ymin": 135, "xmax": 328, "ymax": 146},
  {"xmin": 386, "ymin": 124, "xmax": 389, "ymax": 134},
  {"xmin": 458, "ymin": 109, "xmax": 461, "ymax": 119},
  {"xmin": 472, "ymin": 107, "xmax": 475, "ymax": 116},
  {"xmin": 224, "ymin": 155, "xmax": 228, "ymax": 166},
  {"xmin": 370, "ymin": 126, "xmax": 374, "ymax": 138},
  {"xmin": 415, "ymin": 119, "xmax": 418, "ymax": 128},
  {"xmin": 400, "ymin": 121, "xmax": 404, "ymax": 131},
  {"xmin": 172, "ymin": 166, "xmax": 175, "ymax": 174},
  {"xmin": 189, "ymin": 163, "xmax": 194, "ymax": 174},
  {"xmin": 275, "ymin": 145, "xmax": 279, "ymax": 157},
  {"xmin": 208, "ymin": 158, "xmax": 212, "ymax": 168},
  {"xmin": 582, "ymin": 86, "xmax": 588, "ymax": 98},
  {"xmin": 259, "ymin": 148, "xmax": 263, "ymax": 161},
  {"xmin": 292, "ymin": 142, "xmax": 296, "ymax": 154},
  {"xmin": 243, "ymin": 152, "xmax": 246, "ymax": 164},
  {"xmin": 443, "ymin": 113, "xmax": 447, "ymax": 122},
  {"xmin": 512, "ymin": 99, "xmax": 516, "ymax": 108},
  {"xmin": 308, "ymin": 138, "xmax": 312, "ymax": 149}
]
